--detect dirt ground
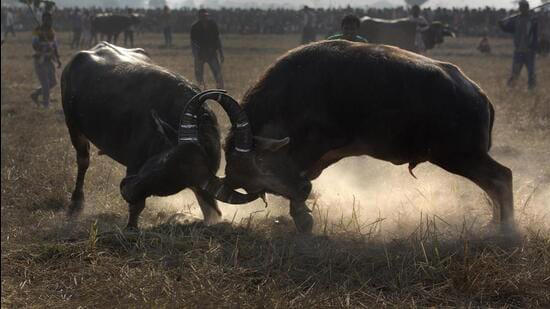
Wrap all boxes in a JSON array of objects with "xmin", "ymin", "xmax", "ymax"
[{"xmin": 1, "ymin": 32, "xmax": 550, "ymax": 307}]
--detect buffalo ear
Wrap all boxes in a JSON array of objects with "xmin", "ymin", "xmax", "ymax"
[{"xmin": 253, "ymin": 136, "xmax": 290, "ymax": 152}]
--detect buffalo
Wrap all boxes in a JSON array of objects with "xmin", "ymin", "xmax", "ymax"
[
  {"xmin": 91, "ymin": 13, "xmax": 141, "ymax": 45},
  {"xmin": 360, "ymin": 16, "xmax": 455, "ymax": 53},
  {"xmin": 202, "ymin": 40, "xmax": 513, "ymax": 234},
  {"xmin": 61, "ymin": 42, "xmax": 258, "ymax": 228}
]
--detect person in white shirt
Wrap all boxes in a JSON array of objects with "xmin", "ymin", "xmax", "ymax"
[
  {"xmin": 408, "ymin": 5, "xmax": 429, "ymax": 53},
  {"xmin": 4, "ymin": 8, "xmax": 16, "ymax": 38}
]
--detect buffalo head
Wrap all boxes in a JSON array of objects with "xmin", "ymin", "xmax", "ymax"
[
  {"xmin": 120, "ymin": 90, "xmax": 262, "ymax": 205},
  {"xmin": 129, "ymin": 13, "xmax": 141, "ymax": 26},
  {"xmin": 422, "ymin": 21, "xmax": 455, "ymax": 50},
  {"xmin": 212, "ymin": 94, "xmax": 312, "ymax": 203},
  {"xmin": 224, "ymin": 135, "xmax": 312, "ymax": 202}
]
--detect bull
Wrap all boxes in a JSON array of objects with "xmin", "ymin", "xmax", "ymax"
[
  {"xmin": 360, "ymin": 16, "xmax": 455, "ymax": 53},
  {"xmin": 61, "ymin": 42, "xmax": 258, "ymax": 228},
  {"xmin": 200, "ymin": 40, "xmax": 513, "ymax": 234},
  {"xmin": 91, "ymin": 13, "xmax": 141, "ymax": 45}
]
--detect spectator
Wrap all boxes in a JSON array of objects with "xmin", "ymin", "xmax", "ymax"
[
  {"xmin": 499, "ymin": 0, "xmax": 538, "ymax": 89},
  {"xmin": 80, "ymin": 10, "xmax": 92, "ymax": 48},
  {"xmin": 30, "ymin": 12, "xmax": 61, "ymax": 109},
  {"xmin": 301, "ymin": 6, "xmax": 317, "ymax": 44},
  {"xmin": 124, "ymin": 8, "xmax": 135, "ymax": 47},
  {"xmin": 327, "ymin": 14, "xmax": 368, "ymax": 43},
  {"xmin": 477, "ymin": 35, "xmax": 491, "ymax": 53},
  {"xmin": 161, "ymin": 5, "xmax": 172, "ymax": 47},
  {"xmin": 70, "ymin": 8, "xmax": 83, "ymax": 49},
  {"xmin": 4, "ymin": 8, "xmax": 16, "ymax": 38},
  {"xmin": 190, "ymin": 8, "xmax": 224, "ymax": 89},
  {"xmin": 408, "ymin": 5, "xmax": 429, "ymax": 53}
]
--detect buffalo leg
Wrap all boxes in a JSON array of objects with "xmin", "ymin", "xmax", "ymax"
[
  {"xmin": 192, "ymin": 188, "xmax": 222, "ymax": 225},
  {"xmin": 67, "ymin": 126, "xmax": 90, "ymax": 217},
  {"xmin": 431, "ymin": 153, "xmax": 514, "ymax": 232},
  {"xmin": 290, "ymin": 200, "xmax": 314, "ymax": 234},
  {"xmin": 127, "ymin": 199, "xmax": 145, "ymax": 229}
]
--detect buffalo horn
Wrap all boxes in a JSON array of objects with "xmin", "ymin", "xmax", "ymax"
[{"xmin": 179, "ymin": 89, "xmax": 258, "ymax": 204}]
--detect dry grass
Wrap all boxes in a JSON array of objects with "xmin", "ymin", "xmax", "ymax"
[{"xmin": 2, "ymin": 32, "xmax": 550, "ymax": 308}]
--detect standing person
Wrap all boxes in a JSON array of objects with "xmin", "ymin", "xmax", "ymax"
[
  {"xmin": 80, "ymin": 10, "xmax": 92, "ymax": 48},
  {"xmin": 30, "ymin": 12, "xmax": 61, "ymax": 109},
  {"xmin": 327, "ymin": 14, "xmax": 368, "ymax": 43},
  {"xmin": 4, "ymin": 8, "xmax": 16, "ymax": 38},
  {"xmin": 301, "ymin": 6, "xmax": 317, "ymax": 44},
  {"xmin": 190, "ymin": 8, "xmax": 224, "ymax": 89},
  {"xmin": 70, "ymin": 8, "xmax": 82, "ymax": 49},
  {"xmin": 499, "ymin": 0, "xmax": 539, "ymax": 90},
  {"xmin": 161, "ymin": 5, "xmax": 173, "ymax": 47},
  {"xmin": 124, "ymin": 8, "xmax": 135, "ymax": 48},
  {"xmin": 408, "ymin": 5, "xmax": 429, "ymax": 53}
]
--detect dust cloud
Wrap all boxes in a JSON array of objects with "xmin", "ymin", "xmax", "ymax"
[{"xmin": 152, "ymin": 149, "xmax": 549, "ymax": 237}]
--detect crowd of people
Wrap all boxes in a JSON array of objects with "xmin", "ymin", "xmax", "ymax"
[
  {"xmin": 1, "ymin": 5, "xmax": 532, "ymax": 38},
  {"xmin": 2, "ymin": 2, "xmax": 545, "ymax": 109}
]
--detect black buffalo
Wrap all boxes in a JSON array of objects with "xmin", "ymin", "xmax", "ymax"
[
  {"xmin": 201, "ymin": 40, "xmax": 513, "ymax": 234},
  {"xmin": 61, "ymin": 42, "xmax": 258, "ymax": 228},
  {"xmin": 91, "ymin": 13, "xmax": 141, "ymax": 45},
  {"xmin": 360, "ymin": 16, "xmax": 455, "ymax": 52}
]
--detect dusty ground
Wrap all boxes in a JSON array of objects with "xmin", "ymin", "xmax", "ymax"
[{"xmin": 1, "ymin": 32, "xmax": 550, "ymax": 307}]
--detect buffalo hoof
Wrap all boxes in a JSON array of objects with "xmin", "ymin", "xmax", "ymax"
[
  {"xmin": 125, "ymin": 222, "xmax": 141, "ymax": 232},
  {"xmin": 293, "ymin": 212, "xmax": 314, "ymax": 234},
  {"xmin": 482, "ymin": 220, "xmax": 521, "ymax": 245},
  {"xmin": 67, "ymin": 198, "xmax": 84, "ymax": 218},
  {"xmin": 499, "ymin": 221, "xmax": 520, "ymax": 239}
]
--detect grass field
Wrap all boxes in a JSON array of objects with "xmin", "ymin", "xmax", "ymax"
[{"xmin": 2, "ymin": 32, "xmax": 550, "ymax": 307}]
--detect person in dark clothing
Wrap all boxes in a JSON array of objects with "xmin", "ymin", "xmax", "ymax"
[
  {"xmin": 301, "ymin": 6, "xmax": 317, "ymax": 44},
  {"xmin": 499, "ymin": 0, "xmax": 539, "ymax": 89},
  {"xmin": 161, "ymin": 5, "xmax": 172, "ymax": 47},
  {"xmin": 190, "ymin": 9, "xmax": 224, "ymax": 89},
  {"xmin": 327, "ymin": 14, "xmax": 368, "ymax": 43},
  {"xmin": 124, "ymin": 8, "xmax": 135, "ymax": 48},
  {"xmin": 477, "ymin": 35, "xmax": 491, "ymax": 54}
]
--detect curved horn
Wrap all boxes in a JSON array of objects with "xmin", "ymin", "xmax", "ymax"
[
  {"xmin": 178, "ymin": 89, "xmax": 227, "ymax": 144},
  {"xmin": 200, "ymin": 176, "xmax": 259, "ymax": 204},
  {"xmin": 200, "ymin": 91, "xmax": 253, "ymax": 153},
  {"xmin": 178, "ymin": 89, "xmax": 259, "ymax": 204},
  {"xmin": 179, "ymin": 90, "xmax": 253, "ymax": 153}
]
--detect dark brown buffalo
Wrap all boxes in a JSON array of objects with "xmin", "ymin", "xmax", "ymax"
[
  {"xmin": 91, "ymin": 13, "xmax": 141, "ymax": 45},
  {"xmin": 61, "ymin": 42, "xmax": 258, "ymax": 228},
  {"xmin": 200, "ymin": 40, "xmax": 513, "ymax": 234},
  {"xmin": 360, "ymin": 16, "xmax": 455, "ymax": 52}
]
